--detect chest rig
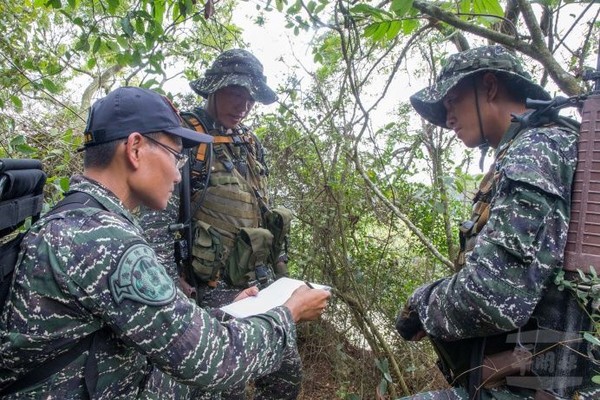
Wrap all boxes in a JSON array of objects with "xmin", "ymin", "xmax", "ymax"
[
  {"xmin": 455, "ymin": 111, "xmax": 543, "ymax": 270},
  {"xmin": 180, "ymin": 109, "xmax": 270, "ymax": 249},
  {"xmin": 456, "ymin": 154, "xmax": 504, "ymax": 269}
]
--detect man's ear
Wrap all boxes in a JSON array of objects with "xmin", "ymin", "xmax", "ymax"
[
  {"xmin": 124, "ymin": 132, "xmax": 144, "ymax": 169},
  {"xmin": 482, "ymin": 72, "xmax": 499, "ymax": 101}
]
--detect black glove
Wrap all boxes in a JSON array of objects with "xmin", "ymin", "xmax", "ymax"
[{"xmin": 395, "ymin": 303, "xmax": 424, "ymax": 341}]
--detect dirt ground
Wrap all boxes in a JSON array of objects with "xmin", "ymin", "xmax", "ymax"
[
  {"xmin": 295, "ymin": 321, "xmax": 448, "ymax": 400},
  {"xmin": 298, "ymin": 322, "xmax": 447, "ymax": 400}
]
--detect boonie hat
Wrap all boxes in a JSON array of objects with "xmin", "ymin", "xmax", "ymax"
[
  {"xmin": 189, "ymin": 49, "xmax": 278, "ymax": 105},
  {"xmin": 410, "ymin": 45, "xmax": 551, "ymax": 128},
  {"xmin": 83, "ymin": 87, "xmax": 212, "ymax": 149}
]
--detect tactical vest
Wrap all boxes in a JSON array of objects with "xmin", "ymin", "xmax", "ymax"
[
  {"xmin": 180, "ymin": 109, "xmax": 291, "ymax": 288},
  {"xmin": 183, "ymin": 109, "xmax": 267, "ymax": 247}
]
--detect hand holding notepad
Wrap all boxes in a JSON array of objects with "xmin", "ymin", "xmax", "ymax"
[{"xmin": 220, "ymin": 277, "xmax": 331, "ymax": 318}]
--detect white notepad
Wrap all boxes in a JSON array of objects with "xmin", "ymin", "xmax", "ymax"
[{"xmin": 220, "ymin": 277, "xmax": 331, "ymax": 318}]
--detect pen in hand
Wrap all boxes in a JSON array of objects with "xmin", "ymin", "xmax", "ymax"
[{"xmin": 304, "ymin": 281, "xmax": 314, "ymax": 289}]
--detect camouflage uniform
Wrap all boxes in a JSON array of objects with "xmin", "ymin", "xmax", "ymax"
[
  {"xmin": 138, "ymin": 50, "xmax": 302, "ymax": 400},
  {"xmin": 396, "ymin": 46, "xmax": 599, "ymax": 399},
  {"xmin": 0, "ymin": 175, "xmax": 298, "ymax": 398}
]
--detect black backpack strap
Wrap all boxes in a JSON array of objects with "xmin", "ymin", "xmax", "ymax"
[
  {"xmin": 49, "ymin": 191, "xmax": 105, "ymax": 216},
  {"xmin": 0, "ymin": 332, "xmax": 96, "ymax": 397},
  {"xmin": 0, "ymin": 191, "xmax": 106, "ymax": 397}
]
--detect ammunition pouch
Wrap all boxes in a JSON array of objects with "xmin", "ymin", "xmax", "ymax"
[
  {"xmin": 224, "ymin": 227, "xmax": 274, "ymax": 288},
  {"xmin": 263, "ymin": 206, "xmax": 293, "ymax": 276},
  {"xmin": 430, "ymin": 336, "xmax": 482, "ymax": 388},
  {"xmin": 191, "ymin": 220, "xmax": 225, "ymax": 285}
]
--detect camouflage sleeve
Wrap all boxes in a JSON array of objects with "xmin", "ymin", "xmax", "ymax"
[
  {"xmin": 52, "ymin": 211, "xmax": 297, "ymax": 391},
  {"xmin": 410, "ymin": 126, "xmax": 577, "ymax": 341}
]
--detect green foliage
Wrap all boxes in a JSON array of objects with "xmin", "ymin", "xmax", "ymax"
[
  {"xmin": 3, "ymin": 0, "xmax": 597, "ymax": 397},
  {"xmin": 554, "ymin": 268, "xmax": 600, "ymax": 385}
]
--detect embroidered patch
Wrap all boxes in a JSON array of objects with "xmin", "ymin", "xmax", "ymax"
[{"xmin": 110, "ymin": 243, "xmax": 176, "ymax": 306}]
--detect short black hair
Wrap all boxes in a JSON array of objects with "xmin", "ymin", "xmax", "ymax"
[{"xmin": 83, "ymin": 132, "xmax": 163, "ymax": 169}]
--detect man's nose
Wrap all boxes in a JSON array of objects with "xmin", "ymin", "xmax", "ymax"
[
  {"xmin": 174, "ymin": 167, "xmax": 182, "ymax": 184},
  {"xmin": 446, "ymin": 113, "xmax": 456, "ymax": 129}
]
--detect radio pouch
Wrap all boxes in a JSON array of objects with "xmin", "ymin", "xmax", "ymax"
[{"xmin": 225, "ymin": 227, "xmax": 273, "ymax": 287}]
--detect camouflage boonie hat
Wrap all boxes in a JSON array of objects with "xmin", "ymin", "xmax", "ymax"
[
  {"xmin": 410, "ymin": 45, "xmax": 551, "ymax": 128},
  {"xmin": 190, "ymin": 49, "xmax": 278, "ymax": 105}
]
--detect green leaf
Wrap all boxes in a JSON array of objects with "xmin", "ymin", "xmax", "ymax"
[
  {"xmin": 15, "ymin": 143, "xmax": 37, "ymax": 154},
  {"xmin": 67, "ymin": 0, "xmax": 77, "ymax": 8},
  {"xmin": 377, "ymin": 379, "xmax": 388, "ymax": 396},
  {"xmin": 140, "ymin": 78, "xmax": 159, "ymax": 89},
  {"xmin": 350, "ymin": 4, "xmax": 382, "ymax": 17},
  {"xmin": 372, "ymin": 21, "xmax": 390, "ymax": 41},
  {"xmin": 135, "ymin": 17, "xmax": 145, "ymax": 35},
  {"xmin": 87, "ymin": 57, "xmax": 97, "ymax": 69},
  {"xmin": 384, "ymin": 371, "xmax": 392, "ymax": 382},
  {"xmin": 46, "ymin": 0, "xmax": 62, "ymax": 8},
  {"xmin": 592, "ymin": 375, "xmax": 600, "ymax": 384},
  {"xmin": 287, "ymin": 0, "xmax": 302, "ymax": 15},
  {"xmin": 107, "ymin": 0, "xmax": 119, "ymax": 14},
  {"xmin": 153, "ymin": 0, "xmax": 165, "ymax": 25},
  {"xmin": 121, "ymin": 16, "xmax": 134, "ymax": 37},
  {"xmin": 47, "ymin": 63, "xmax": 62, "ymax": 75},
  {"xmin": 474, "ymin": 0, "xmax": 503, "ymax": 17},
  {"xmin": 42, "ymin": 78, "xmax": 59, "ymax": 93},
  {"xmin": 59, "ymin": 176, "xmax": 70, "ymax": 192},
  {"xmin": 459, "ymin": 0, "xmax": 470, "ymax": 19},
  {"xmin": 92, "ymin": 37, "xmax": 101, "ymax": 53},
  {"xmin": 583, "ymin": 332, "xmax": 600, "ymax": 346},
  {"xmin": 116, "ymin": 36, "xmax": 128, "ymax": 49},
  {"xmin": 275, "ymin": 0, "xmax": 284, "ymax": 12},
  {"xmin": 144, "ymin": 32, "xmax": 155, "ymax": 50},
  {"xmin": 386, "ymin": 20, "xmax": 402, "ymax": 39},
  {"xmin": 391, "ymin": 0, "xmax": 413, "ymax": 17},
  {"xmin": 402, "ymin": 18, "xmax": 418, "ymax": 34},
  {"xmin": 116, "ymin": 53, "xmax": 131, "ymax": 67},
  {"xmin": 131, "ymin": 49, "xmax": 142, "ymax": 66},
  {"xmin": 10, "ymin": 95, "xmax": 23, "ymax": 110},
  {"xmin": 10, "ymin": 135, "xmax": 26, "ymax": 146},
  {"xmin": 364, "ymin": 23, "xmax": 380, "ymax": 38},
  {"xmin": 75, "ymin": 37, "xmax": 90, "ymax": 52}
]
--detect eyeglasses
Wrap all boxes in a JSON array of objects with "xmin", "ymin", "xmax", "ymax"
[{"xmin": 144, "ymin": 135, "xmax": 188, "ymax": 169}]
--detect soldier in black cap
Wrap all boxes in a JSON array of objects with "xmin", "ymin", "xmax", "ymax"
[{"xmin": 0, "ymin": 87, "xmax": 330, "ymax": 399}]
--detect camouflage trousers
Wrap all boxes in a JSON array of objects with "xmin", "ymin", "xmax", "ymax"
[
  {"xmin": 190, "ymin": 282, "xmax": 303, "ymax": 400},
  {"xmin": 397, "ymin": 385, "xmax": 600, "ymax": 400}
]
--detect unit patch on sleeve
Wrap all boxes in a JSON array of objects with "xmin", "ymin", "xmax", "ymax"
[{"xmin": 110, "ymin": 243, "xmax": 176, "ymax": 306}]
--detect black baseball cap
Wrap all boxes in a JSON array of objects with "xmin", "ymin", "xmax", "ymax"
[{"xmin": 82, "ymin": 87, "xmax": 212, "ymax": 149}]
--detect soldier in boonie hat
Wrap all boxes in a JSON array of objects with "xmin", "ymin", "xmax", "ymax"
[
  {"xmin": 139, "ymin": 49, "xmax": 304, "ymax": 400},
  {"xmin": 410, "ymin": 45, "xmax": 550, "ymax": 129},
  {"xmin": 396, "ymin": 45, "xmax": 594, "ymax": 400},
  {"xmin": 190, "ymin": 49, "xmax": 277, "ymax": 105}
]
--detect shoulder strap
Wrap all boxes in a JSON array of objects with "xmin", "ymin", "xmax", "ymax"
[
  {"xmin": 181, "ymin": 110, "xmax": 256, "ymax": 162},
  {"xmin": 0, "ymin": 191, "xmax": 105, "ymax": 397},
  {"xmin": 48, "ymin": 191, "xmax": 105, "ymax": 216},
  {"xmin": 0, "ymin": 332, "xmax": 96, "ymax": 396},
  {"xmin": 180, "ymin": 110, "xmax": 212, "ymax": 162}
]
